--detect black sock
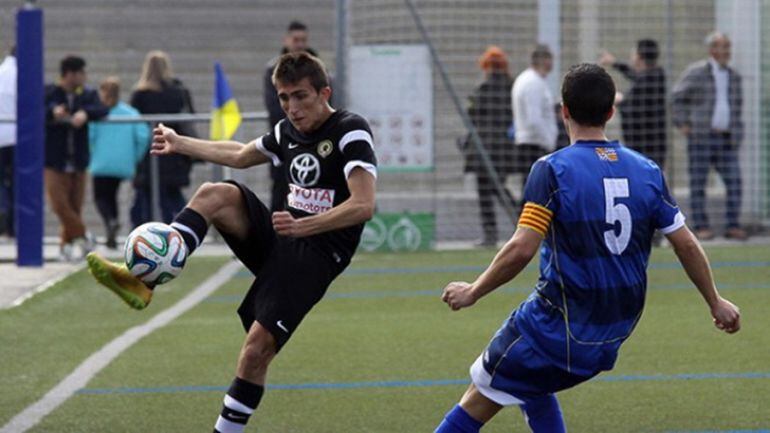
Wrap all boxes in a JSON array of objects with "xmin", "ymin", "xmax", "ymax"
[
  {"xmin": 213, "ymin": 377, "xmax": 264, "ymax": 433},
  {"xmin": 170, "ymin": 207, "xmax": 208, "ymax": 255}
]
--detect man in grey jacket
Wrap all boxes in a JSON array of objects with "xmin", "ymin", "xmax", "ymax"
[{"xmin": 672, "ymin": 32, "xmax": 747, "ymax": 241}]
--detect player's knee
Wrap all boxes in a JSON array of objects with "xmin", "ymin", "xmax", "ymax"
[
  {"xmin": 193, "ymin": 182, "xmax": 222, "ymax": 202},
  {"xmin": 240, "ymin": 330, "xmax": 277, "ymax": 371},
  {"xmin": 191, "ymin": 182, "xmax": 240, "ymax": 214},
  {"xmin": 241, "ymin": 343, "xmax": 272, "ymax": 368}
]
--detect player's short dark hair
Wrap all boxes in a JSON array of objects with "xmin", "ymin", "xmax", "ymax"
[
  {"xmin": 272, "ymin": 51, "xmax": 329, "ymax": 92},
  {"xmin": 531, "ymin": 44, "xmax": 552, "ymax": 65},
  {"xmin": 561, "ymin": 63, "xmax": 616, "ymax": 127},
  {"xmin": 60, "ymin": 55, "xmax": 86, "ymax": 77},
  {"xmin": 287, "ymin": 20, "xmax": 307, "ymax": 33},
  {"xmin": 637, "ymin": 39, "xmax": 659, "ymax": 65}
]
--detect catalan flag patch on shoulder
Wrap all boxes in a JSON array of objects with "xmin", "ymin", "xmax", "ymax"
[
  {"xmin": 595, "ymin": 147, "xmax": 618, "ymax": 162},
  {"xmin": 517, "ymin": 202, "xmax": 553, "ymax": 237}
]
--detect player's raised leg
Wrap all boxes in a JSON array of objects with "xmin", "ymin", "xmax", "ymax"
[
  {"xmin": 213, "ymin": 321, "xmax": 277, "ymax": 433},
  {"xmin": 172, "ymin": 181, "xmax": 251, "ymax": 256},
  {"xmin": 520, "ymin": 394, "xmax": 566, "ymax": 433},
  {"xmin": 436, "ymin": 384, "xmax": 501, "ymax": 433},
  {"xmin": 87, "ymin": 181, "xmax": 251, "ymax": 309}
]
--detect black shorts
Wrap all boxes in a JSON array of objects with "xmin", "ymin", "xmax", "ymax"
[{"xmin": 220, "ymin": 181, "xmax": 346, "ymax": 349}]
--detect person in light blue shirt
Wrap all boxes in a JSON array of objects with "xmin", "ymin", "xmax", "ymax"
[
  {"xmin": 434, "ymin": 64, "xmax": 741, "ymax": 433},
  {"xmin": 89, "ymin": 77, "xmax": 150, "ymax": 248}
]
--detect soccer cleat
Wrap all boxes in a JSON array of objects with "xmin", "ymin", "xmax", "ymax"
[{"xmin": 87, "ymin": 252, "xmax": 153, "ymax": 310}]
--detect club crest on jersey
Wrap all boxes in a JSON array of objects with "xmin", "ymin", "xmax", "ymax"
[
  {"xmin": 317, "ymin": 140, "xmax": 333, "ymax": 158},
  {"xmin": 289, "ymin": 154, "xmax": 321, "ymax": 187},
  {"xmin": 595, "ymin": 147, "xmax": 618, "ymax": 162}
]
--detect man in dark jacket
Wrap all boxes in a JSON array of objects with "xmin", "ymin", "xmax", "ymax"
[
  {"xmin": 600, "ymin": 39, "xmax": 667, "ymax": 169},
  {"xmin": 263, "ymin": 20, "xmax": 318, "ymax": 212},
  {"xmin": 45, "ymin": 55, "xmax": 108, "ymax": 261}
]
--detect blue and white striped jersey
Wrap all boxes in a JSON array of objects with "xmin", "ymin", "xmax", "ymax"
[{"xmin": 514, "ymin": 140, "xmax": 684, "ymax": 376}]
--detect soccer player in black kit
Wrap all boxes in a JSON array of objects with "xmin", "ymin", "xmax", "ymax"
[{"xmin": 87, "ymin": 52, "xmax": 377, "ymax": 433}]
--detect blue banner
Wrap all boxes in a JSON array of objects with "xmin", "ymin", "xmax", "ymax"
[{"xmin": 16, "ymin": 7, "xmax": 44, "ymax": 266}]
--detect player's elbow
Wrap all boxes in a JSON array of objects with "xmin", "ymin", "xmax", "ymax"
[
  {"xmin": 230, "ymin": 152, "xmax": 250, "ymax": 169},
  {"xmin": 231, "ymin": 157, "xmax": 250, "ymax": 170},
  {"xmin": 231, "ymin": 146, "xmax": 260, "ymax": 169},
  {"xmin": 357, "ymin": 201, "xmax": 375, "ymax": 222},
  {"xmin": 348, "ymin": 197, "xmax": 375, "ymax": 223},
  {"xmin": 512, "ymin": 245, "xmax": 537, "ymax": 266},
  {"xmin": 508, "ymin": 235, "xmax": 540, "ymax": 262}
]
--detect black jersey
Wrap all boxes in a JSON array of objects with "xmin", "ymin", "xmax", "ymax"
[{"xmin": 254, "ymin": 110, "xmax": 377, "ymax": 263}]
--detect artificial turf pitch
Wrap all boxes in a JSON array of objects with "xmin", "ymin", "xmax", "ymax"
[{"xmin": 1, "ymin": 246, "xmax": 768, "ymax": 432}]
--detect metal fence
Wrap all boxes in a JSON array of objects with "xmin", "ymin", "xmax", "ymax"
[
  {"xmin": 344, "ymin": 0, "xmax": 769, "ymax": 244},
  {"xmin": 3, "ymin": 0, "xmax": 769, "ymax": 250},
  {"xmin": 0, "ymin": 112, "xmax": 271, "ymax": 243}
]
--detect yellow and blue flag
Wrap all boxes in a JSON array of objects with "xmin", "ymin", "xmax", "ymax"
[{"xmin": 210, "ymin": 62, "xmax": 242, "ymax": 140}]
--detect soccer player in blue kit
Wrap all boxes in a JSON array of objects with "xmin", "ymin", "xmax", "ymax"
[{"xmin": 435, "ymin": 64, "xmax": 741, "ymax": 433}]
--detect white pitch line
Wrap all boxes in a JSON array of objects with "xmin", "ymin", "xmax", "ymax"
[
  {"xmin": 0, "ymin": 260, "xmax": 242, "ymax": 433},
  {"xmin": 4, "ymin": 264, "xmax": 86, "ymax": 310}
]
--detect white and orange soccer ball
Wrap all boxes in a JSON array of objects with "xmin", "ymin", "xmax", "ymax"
[{"xmin": 124, "ymin": 222, "xmax": 187, "ymax": 286}]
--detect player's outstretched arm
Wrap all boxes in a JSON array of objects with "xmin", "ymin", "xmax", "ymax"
[
  {"xmin": 272, "ymin": 167, "xmax": 376, "ymax": 237},
  {"xmin": 442, "ymin": 227, "xmax": 542, "ymax": 311},
  {"xmin": 666, "ymin": 226, "xmax": 741, "ymax": 333},
  {"xmin": 151, "ymin": 123, "xmax": 270, "ymax": 168}
]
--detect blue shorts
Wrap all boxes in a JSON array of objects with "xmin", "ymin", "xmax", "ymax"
[{"xmin": 470, "ymin": 310, "xmax": 595, "ymax": 405}]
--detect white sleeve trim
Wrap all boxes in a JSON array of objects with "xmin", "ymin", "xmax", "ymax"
[
  {"xmin": 344, "ymin": 160, "xmax": 377, "ymax": 179},
  {"xmin": 273, "ymin": 119, "xmax": 283, "ymax": 143},
  {"xmin": 339, "ymin": 129, "xmax": 374, "ymax": 153},
  {"xmin": 658, "ymin": 211, "xmax": 686, "ymax": 235},
  {"xmin": 254, "ymin": 136, "xmax": 282, "ymax": 167},
  {"xmin": 170, "ymin": 222, "xmax": 200, "ymax": 249}
]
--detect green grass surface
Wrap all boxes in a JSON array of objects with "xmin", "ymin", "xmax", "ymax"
[{"xmin": 2, "ymin": 246, "xmax": 769, "ymax": 432}]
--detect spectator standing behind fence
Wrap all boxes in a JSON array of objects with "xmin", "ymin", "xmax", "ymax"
[
  {"xmin": 511, "ymin": 44, "xmax": 558, "ymax": 174},
  {"xmin": 672, "ymin": 32, "xmax": 747, "ymax": 241},
  {"xmin": 464, "ymin": 46, "xmax": 516, "ymax": 248},
  {"xmin": 263, "ymin": 20, "xmax": 318, "ymax": 212},
  {"xmin": 0, "ymin": 45, "xmax": 16, "ymax": 237},
  {"xmin": 600, "ymin": 39, "xmax": 667, "ymax": 169},
  {"xmin": 45, "ymin": 55, "xmax": 108, "ymax": 261},
  {"xmin": 89, "ymin": 77, "xmax": 150, "ymax": 249},
  {"xmin": 130, "ymin": 50, "xmax": 195, "ymax": 227}
]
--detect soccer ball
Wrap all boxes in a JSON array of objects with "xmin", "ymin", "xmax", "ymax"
[{"xmin": 124, "ymin": 222, "xmax": 187, "ymax": 286}]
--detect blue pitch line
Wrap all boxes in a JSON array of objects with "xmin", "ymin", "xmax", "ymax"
[
  {"xmin": 340, "ymin": 260, "xmax": 770, "ymax": 275},
  {"xmin": 203, "ymin": 282, "xmax": 769, "ymax": 304},
  {"xmin": 596, "ymin": 372, "xmax": 770, "ymax": 382},
  {"xmin": 76, "ymin": 371, "xmax": 770, "ymax": 396},
  {"xmin": 230, "ymin": 260, "xmax": 770, "ymax": 279},
  {"xmin": 666, "ymin": 431, "xmax": 770, "ymax": 433}
]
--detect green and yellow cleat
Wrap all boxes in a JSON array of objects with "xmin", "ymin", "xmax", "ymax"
[{"xmin": 86, "ymin": 252, "xmax": 153, "ymax": 310}]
